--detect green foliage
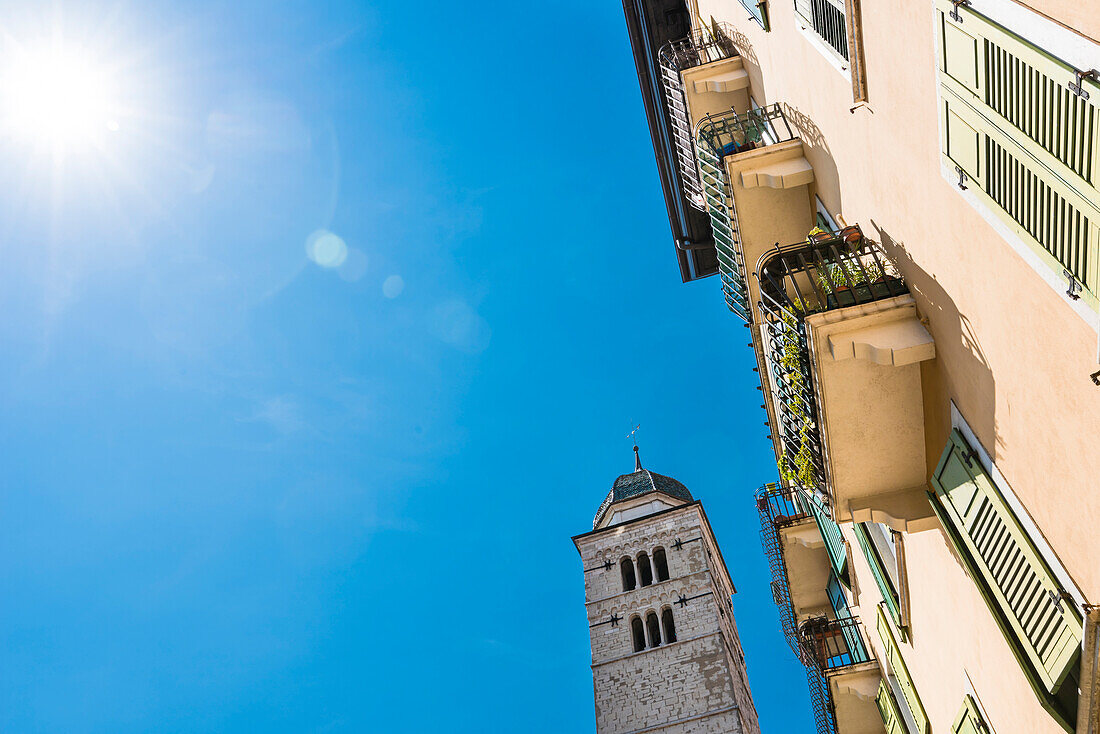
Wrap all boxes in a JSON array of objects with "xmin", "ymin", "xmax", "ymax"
[{"xmin": 775, "ymin": 311, "xmax": 817, "ymax": 490}]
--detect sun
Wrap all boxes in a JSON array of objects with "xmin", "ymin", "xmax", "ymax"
[{"xmin": 1, "ymin": 43, "xmax": 119, "ymax": 147}]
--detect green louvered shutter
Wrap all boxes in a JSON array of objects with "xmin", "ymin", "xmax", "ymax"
[
  {"xmin": 935, "ymin": 0, "xmax": 1100, "ymax": 298},
  {"xmin": 877, "ymin": 606, "xmax": 929, "ymax": 734},
  {"xmin": 952, "ymin": 695, "xmax": 987, "ymax": 734},
  {"xmin": 931, "ymin": 430, "xmax": 1083, "ymax": 693},
  {"xmin": 808, "ymin": 492, "xmax": 848, "ymax": 577},
  {"xmin": 876, "ymin": 679, "xmax": 907, "ymax": 734},
  {"xmin": 855, "ymin": 523, "xmax": 902, "ymax": 628}
]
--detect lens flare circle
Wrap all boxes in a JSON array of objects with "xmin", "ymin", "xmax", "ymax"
[{"xmin": 306, "ymin": 229, "xmax": 348, "ymax": 268}]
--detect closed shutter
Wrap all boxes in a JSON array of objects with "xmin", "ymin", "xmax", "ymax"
[
  {"xmin": 855, "ymin": 523, "xmax": 903, "ymax": 628},
  {"xmin": 935, "ymin": 0, "xmax": 1100, "ymax": 298},
  {"xmin": 931, "ymin": 430, "xmax": 1083, "ymax": 693},
  {"xmin": 808, "ymin": 492, "xmax": 848, "ymax": 577},
  {"xmin": 877, "ymin": 605, "xmax": 929, "ymax": 733},
  {"xmin": 952, "ymin": 695, "xmax": 988, "ymax": 734},
  {"xmin": 876, "ymin": 679, "xmax": 907, "ymax": 734}
]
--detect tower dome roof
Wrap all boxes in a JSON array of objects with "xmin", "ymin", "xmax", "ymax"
[{"xmin": 592, "ymin": 448, "xmax": 693, "ymax": 528}]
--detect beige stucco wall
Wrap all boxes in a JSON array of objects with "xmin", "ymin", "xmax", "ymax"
[
  {"xmin": 683, "ymin": 0, "xmax": 1100, "ymax": 731},
  {"xmin": 693, "ymin": 0, "xmax": 1100, "ymax": 610}
]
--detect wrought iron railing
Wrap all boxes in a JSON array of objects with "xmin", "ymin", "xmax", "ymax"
[
  {"xmin": 800, "ymin": 615, "xmax": 872, "ymax": 671},
  {"xmin": 795, "ymin": 0, "xmax": 849, "ymax": 61},
  {"xmin": 657, "ymin": 24, "xmax": 741, "ymax": 213},
  {"xmin": 756, "ymin": 226, "xmax": 908, "ymax": 499},
  {"xmin": 758, "ymin": 482, "xmax": 812, "ymax": 528},
  {"xmin": 757, "ymin": 483, "xmax": 838, "ymax": 734},
  {"xmin": 658, "ymin": 23, "xmax": 740, "ymax": 72},
  {"xmin": 696, "ymin": 104, "xmax": 796, "ymax": 321}
]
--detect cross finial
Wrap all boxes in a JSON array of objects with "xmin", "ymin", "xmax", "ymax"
[{"xmin": 627, "ymin": 424, "xmax": 643, "ymax": 471}]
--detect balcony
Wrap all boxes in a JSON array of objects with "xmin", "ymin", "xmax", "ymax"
[
  {"xmin": 800, "ymin": 616, "xmax": 885, "ymax": 734},
  {"xmin": 658, "ymin": 23, "xmax": 747, "ymax": 213},
  {"xmin": 756, "ymin": 226, "xmax": 938, "ymax": 530},
  {"xmin": 696, "ymin": 103, "xmax": 815, "ymax": 321},
  {"xmin": 757, "ymin": 484, "xmax": 840, "ymax": 624}
]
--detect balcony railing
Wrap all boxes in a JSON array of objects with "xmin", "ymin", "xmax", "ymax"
[
  {"xmin": 696, "ymin": 104, "xmax": 796, "ymax": 321},
  {"xmin": 756, "ymin": 226, "xmax": 908, "ymax": 499},
  {"xmin": 800, "ymin": 615, "xmax": 871, "ymax": 671},
  {"xmin": 657, "ymin": 24, "xmax": 741, "ymax": 213},
  {"xmin": 757, "ymin": 483, "xmax": 840, "ymax": 734},
  {"xmin": 757, "ymin": 481, "xmax": 812, "ymax": 527}
]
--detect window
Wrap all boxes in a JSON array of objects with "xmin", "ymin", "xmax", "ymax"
[
  {"xmin": 631, "ymin": 616, "xmax": 646, "ymax": 653},
  {"xmin": 936, "ymin": 0, "xmax": 1100, "ymax": 302},
  {"xmin": 795, "ymin": 0, "xmax": 848, "ymax": 61},
  {"xmin": 621, "ymin": 557, "xmax": 637, "ymax": 592},
  {"xmin": 815, "ymin": 195, "xmax": 839, "ymax": 233},
  {"xmin": 952, "ymin": 695, "xmax": 989, "ymax": 734},
  {"xmin": 826, "ymin": 571, "xmax": 866, "ymax": 661},
  {"xmin": 661, "ymin": 608, "xmax": 677, "ymax": 644},
  {"xmin": 930, "ymin": 428, "xmax": 1082, "ymax": 724},
  {"xmin": 653, "ymin": 548, "xmax": 670, "ymax": 582},
  {"xmin": 736, "ymin": 0, "xmax": 770, "ymax": 31},
  {"xmin": 876, "ymin": 679, "xmax": 908, "ymax": 734},
  {"xmin": 855, "ymin": 521, "xmax": 908, "ymax": 628},
  {"xmin": 646, "ymin": 611, "xmax": 662, "ymax": 648},
  {"xmin": 877, "ymin": 606, "xmax": 929, "ymax": 734},
  {"xmin": 637, "ymin": 552, "xmax": 654, "ymax": 587}
]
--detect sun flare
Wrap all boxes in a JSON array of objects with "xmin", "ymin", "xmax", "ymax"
[{"xmin": 1, "ymin": 44, "xmax": 119, "ymax": 146}]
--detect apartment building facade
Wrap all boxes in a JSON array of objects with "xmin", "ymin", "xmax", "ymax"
[{"xmin": 620, "ymin": 1, "xmax": 1100, "ymax": 733}]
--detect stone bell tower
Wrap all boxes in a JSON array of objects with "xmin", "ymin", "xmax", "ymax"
[{"xmin": 572, "ymin": 448, "xmax": 762, "ymax": 734}]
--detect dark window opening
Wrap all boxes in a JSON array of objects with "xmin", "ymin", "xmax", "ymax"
[
  {"xmin": 620, "ymin": 558, "xmax": 637, "ymax": 591},
  {"xmin": 662, "ymin": 608, "xmax": 677, "ymax": 644},
  {"xmin": 646, "ymin": 611, "xmax": 662, "ymax": 648},
  {"xmin": 637, "ymin": 552, "xmax": 653, "ymax": 587},
  {"xmin": 653, "ymin": 548, "xmax": 670, "ymax": 582},
  {"xmin": 631, "ymin": 617, "xmax": 646, "ymax": 652}
]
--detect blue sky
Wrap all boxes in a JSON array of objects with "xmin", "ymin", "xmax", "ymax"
[{"xmin": 0, "ymin": 1, "xmax": 816, "ymax": 731}]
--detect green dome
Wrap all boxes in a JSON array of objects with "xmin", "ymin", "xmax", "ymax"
[{"xmin": 592, "ymin": 459, "xmax": 693, "ymax": 529}]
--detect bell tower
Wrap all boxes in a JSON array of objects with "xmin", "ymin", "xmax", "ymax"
[{"xmin": 573, "ymin": 448, "xmax": 761, "ymax": 734}]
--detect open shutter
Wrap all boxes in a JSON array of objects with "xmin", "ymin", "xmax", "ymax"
[
  {"xmin": 877, "ymin": 606, "xmax": 929, "ymax": 733},
  {"xmin": 931, "ymin": 430, "xmax": 1083, "ymax": 693},
  {"xmin": 876, "ymin": 679, "xmax": 907, "ymax": 734},
  {"xmin": 935, "ymin": 0, "xmax": 1100, "ymax": 298},
  {"xmin": 951, "ymin": 695, "xmax": 987, "ymax": 734}
]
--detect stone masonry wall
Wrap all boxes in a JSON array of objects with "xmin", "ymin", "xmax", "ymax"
[{"xmin": 576, "ymin": 503, "xmax": 760, "ymax": 734}]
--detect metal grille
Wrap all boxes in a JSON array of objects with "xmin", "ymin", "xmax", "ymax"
[
  {"xmin": 985, "ymin": 137, "xmax": 1092, "ymax": 283},
  {"xmin": 798, "ymin": 0, "xmax": 849, "ymax": 61},
  {"xmin": 984, "ymin": 41, "xmax": 1095, "ymax": 183},
  {"xmin": 800, "ymin": 615, "xmax": 872, "ymax": 670},
  {"xmin": 657, "ymin": 24, "xmax": 741, "ymax": 213},
  {"xmin": 756, "ymin": 483, "xmax": 838, "ymax": 734},
  {"xmin": 756, "ymin": 227, "xmax": 908, "ymax": 496},
  {"xmin": 696, "ymin": 104, "xmax": 796, "ymax": 321}
]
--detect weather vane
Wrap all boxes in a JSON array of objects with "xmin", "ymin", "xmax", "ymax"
[{"xmin": 627, "ymin": 423, "xmax": 641, "ymax": 448}]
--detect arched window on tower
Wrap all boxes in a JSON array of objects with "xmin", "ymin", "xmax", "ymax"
[
  {"xmin": 661, "ymin": 608, "xmax": 677, "ymax": 644},
  {"xmin": 620, "ymin": 557, "xmax": 637, "ymax": 591},
  {"xmin": 631, "ymin": 616, "xmax": 646, "ymax": 652},
  {"xmin": 637, "ymin": 552, "xmax": 653, "ymax": 587},
  {"xmin": 653, "ymin": 548, "xmax": 669, "ymax": 582},
  {"xmin": 645, "ymin": 611, "xmax": 662, "ymax": 648}
]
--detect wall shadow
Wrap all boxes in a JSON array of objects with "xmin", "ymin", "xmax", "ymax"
[{"xmin": 870, "ymin": 220, "xmax": 1000, "ymax": 463}]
